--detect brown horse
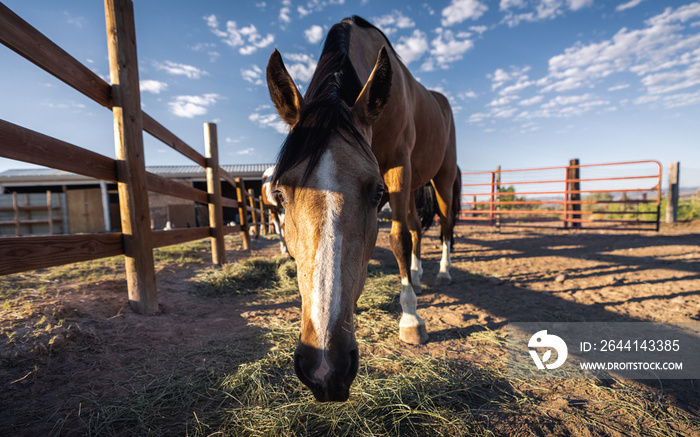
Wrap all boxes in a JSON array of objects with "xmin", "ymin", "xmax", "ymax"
[{"xmin": 266, "ymin": 16, "xmax": 458, "ymax": 402}]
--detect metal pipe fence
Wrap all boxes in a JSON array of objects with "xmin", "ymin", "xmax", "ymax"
[{"xmin": 459, "ymin": 160, "xmax": 662, "ymax": 231}]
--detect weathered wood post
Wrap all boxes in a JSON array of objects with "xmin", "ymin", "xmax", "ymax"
[
  {"xmin": 204, "ymin": 123, "xmax": 226, "ymax": 265},
  {"xmin": 105, "ymin": 0, "xmax": 158, "ymax": 314},
  {"xmin": 235, "ymin": 178, "xmax": 251, "ymax": 250},
  {"xmin": 666, "ymin": 162, "xmax": 680, "ymax": 223},
  {"xmin": 248, "ymin": 188, "xmax": 259, "ymax": 238}
]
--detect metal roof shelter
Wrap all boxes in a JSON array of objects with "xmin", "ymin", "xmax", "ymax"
[{"xmin": 0, "ymin": 163, "xmax": 273, "ymax": 187}]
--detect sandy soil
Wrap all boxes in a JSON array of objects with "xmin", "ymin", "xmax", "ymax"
[{"xmin": 1, "ymin": 221, "xmax": 699, "ymax": 435}]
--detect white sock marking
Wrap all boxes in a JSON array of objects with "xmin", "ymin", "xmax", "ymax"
[
  {"xmin": 410, "ymin": 252, "xmax": 423, "ymax": 286},
  {"xmin": 438, "ymin": 240, "xmax": 452, "ymax": 281}
]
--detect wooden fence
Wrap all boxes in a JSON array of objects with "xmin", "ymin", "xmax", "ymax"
[{"xmin": 0, "ymin": 0, "xmax": 267, "ymax": 314}]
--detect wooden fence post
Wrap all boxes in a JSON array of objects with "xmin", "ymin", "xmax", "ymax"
[
  {"xmin": 105, "ymin": 0, "xmax": 158, "ymax": 315},
  {"xmin": 235, "ymin": 178, "xmax": 251, "ymax": 250},
  {"xmin": 666, "ymin": 162, "xmax": 679, "ymax": 223},
  {"xmin": 248, "ymin": 188, "xmax": 259, "ymax": 238},
  {"xmin": 204, "ymin": 123, "xmax": 226, "ymax": 265}
]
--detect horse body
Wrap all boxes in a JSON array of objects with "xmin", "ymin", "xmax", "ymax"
[
  {"xmin": 266, "ymin": 16, "xmax": 459, "ymax": 402},
  {"xmin": 345, "ymin": 20, "xmax": 458, "ymax": 298}
]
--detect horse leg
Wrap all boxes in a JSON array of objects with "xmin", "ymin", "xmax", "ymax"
[
  {"xmin": 408, "ymin": 192, "xmax": 423, "ymax": 295},
  {"xmin": 431, "ymin": 170, "xmax": 457, "ymax": 286},
  {"xmin": 387, "ymin": 182, "xmax": 429, "ymax": 345}
]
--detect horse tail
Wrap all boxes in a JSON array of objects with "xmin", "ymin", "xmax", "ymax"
[
  {"xmin": 450, "ymin": 167, "xmax": 462, "ymax": 248},
  {"xmin": 415, "ymin": 183, "xmax": 437, "ymax": 232}
]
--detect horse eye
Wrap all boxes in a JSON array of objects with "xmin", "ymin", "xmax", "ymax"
[
  {"xmin": 371, "ymin": 185, "xmax": 384, "ymax": 206},
  {"xmin": 273, "ymin": 189, "xmax": 287, "ymax": 206}
]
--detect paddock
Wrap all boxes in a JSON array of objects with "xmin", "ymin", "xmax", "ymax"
[
  {"xmin": 1, "ymin": 221, "xmax": 698, "ymax": 435},
  {"xmin": 1, "ymin": 1, "xmax": 699, "ymax": 435}
]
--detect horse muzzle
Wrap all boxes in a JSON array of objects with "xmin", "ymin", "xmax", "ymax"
[{"xmin": 294, "ymin": 344, "xmax": 359, "ymax": 402}]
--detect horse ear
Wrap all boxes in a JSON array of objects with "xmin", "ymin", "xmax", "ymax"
[
  {"xmin": 353, "ymin": 45, "xmax": 392, "ymax": 126},
  {"xmin": 267, "ymin": 49, "xmax": 305, "ymax": 126}
]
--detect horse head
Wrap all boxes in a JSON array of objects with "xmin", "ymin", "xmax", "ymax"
[{"xmin": 265, "ymin": 46, "xmax": 391, "ymax": 402}]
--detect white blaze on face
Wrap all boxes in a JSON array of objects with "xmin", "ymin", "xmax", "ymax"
[{"xmin": 311, "ymin": 150, "xmax": 343, "ymax": 379}]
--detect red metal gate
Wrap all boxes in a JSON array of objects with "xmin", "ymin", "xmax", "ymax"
[{"xmin": 459, "ymin": 160, "xmax": 662, "ymax": 231}]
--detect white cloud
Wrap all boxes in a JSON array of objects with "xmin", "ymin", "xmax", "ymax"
[
  {"xmin": 541, "ymin": 93, "xmax": 595, "ymax": 109},
  {"xmin": 441, "ymin": 0, "xmax": 488, "ymax": 27},
  {"xmin": 204, "ymin": 14, "xmax": 274, "ymax": 55},
  {"xmin": 470, "ymin": 25, "xmax": 489, "ymax": 35},
  {"xmin": 155, "ymin": 61, "xmax": 208, "ymax": 79},
  {"xmin": 458, "ymin": 90, "xmax": 478, "ymax": 99},
  {"xmin": 140, "ymin": 80, "xmax": 168, "ymax": 94},
  {"xmin": 616, "ymin": 0, "xmax": 644, "ymax": 12},
  {"xmin": 490, "ymin": 68, "xmax": 513, "ymax": 90},
  {"xmin": 298, "ymin": 6, "xmax": 312, "ymax": 18},
  {"xmin": 422, "ymin": 28, "xmax": 475, "ymax": 71},
  {"xmin": 567, "ymin": 0, "xmax": 593, "ymax": 12},
  {"xmin": 249, "ymin": 111, "xmax": 289, "ymax": 134},
  {"xmin": 501, "ymin": 0, "xmax": 568, "ymax": 27},
  {"xmin": 489, "ymin": 66, "xmax": 533, "ymax": 95},
  {"xmin": 283, "ymin": 53, "xmax": 318, "ymax": 84},
  {"xmin": 499, "ymin": 0, "xmax": 526, "ymax": 10},
  {"xmin": 294, "ymin": 0, "xmax": 346, "ymax": 18},
  {"xmin": 279, "ymin": 7, "xmax": 291, "ymax": 23},
  {"xmin": 519, "ymin": 95, "xmax": 544, "ymax": 106},
  {"xmin": 191, "ymin": 42, "xmax": 220, "ymax": 62},
  {"xmin": 304, "ymin": 25, "xmax": 324, "ymax": 44},
  {"xmin": 395, "ymin": 29, "xmax": 429, "ymax": 65},
  {"xmin": 372, "ymin": 10, "xmax": 416, "ymax": 35},
  {"xmin": 488, "ymin": 95, "xmax": 518, "ymax": 107},
  {"xmin": 169, "ymin": 94, "xmax": 220, "ymax": 118},
  {"xmin": 540, "ymin": 2, "xmax": 700, "ymax": 100},
  {"xmin": 241, "ymin": 65, "xmax": 264, "ymax": 85}
]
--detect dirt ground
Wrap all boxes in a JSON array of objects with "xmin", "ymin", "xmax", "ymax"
[{"xmin": 1, "ymin": 221, "xmax": 699, "ymax": 436}]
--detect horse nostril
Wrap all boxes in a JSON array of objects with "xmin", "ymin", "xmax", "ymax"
[
  {"xmin": 294, "ymin": 352, "xmax": 314, "ymax": 389},
  {"xmin": 344, "ymin": 349, "xmax": 359, "ymax": 387}
]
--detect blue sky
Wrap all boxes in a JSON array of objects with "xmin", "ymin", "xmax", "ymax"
[{"xmin": 1, "ymin": 0, "xmax": 699, "ymax": 189}]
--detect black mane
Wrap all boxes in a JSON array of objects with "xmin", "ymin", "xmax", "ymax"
[{"xmin": 272, "ymin": 16, "xmax": 387, "ymax": 185}]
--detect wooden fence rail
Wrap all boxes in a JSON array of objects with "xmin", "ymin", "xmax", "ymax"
[{"xmin": 0, "ymin": 0, "xmax": 266, "ymax": 313}]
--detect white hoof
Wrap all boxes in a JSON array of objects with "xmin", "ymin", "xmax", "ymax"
[{"xmin": 399, "ymin": 313, "xmax": 429, "ymax": 344}]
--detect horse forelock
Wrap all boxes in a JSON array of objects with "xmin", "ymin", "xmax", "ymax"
[{"xmin": 272, "ymin": 18, "xmax": 376, "ymax": 186}]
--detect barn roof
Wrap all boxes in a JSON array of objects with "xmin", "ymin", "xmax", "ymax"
[{"xmin": 0, "ymin": 163, "xmax": 274, "ymax": 186}]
